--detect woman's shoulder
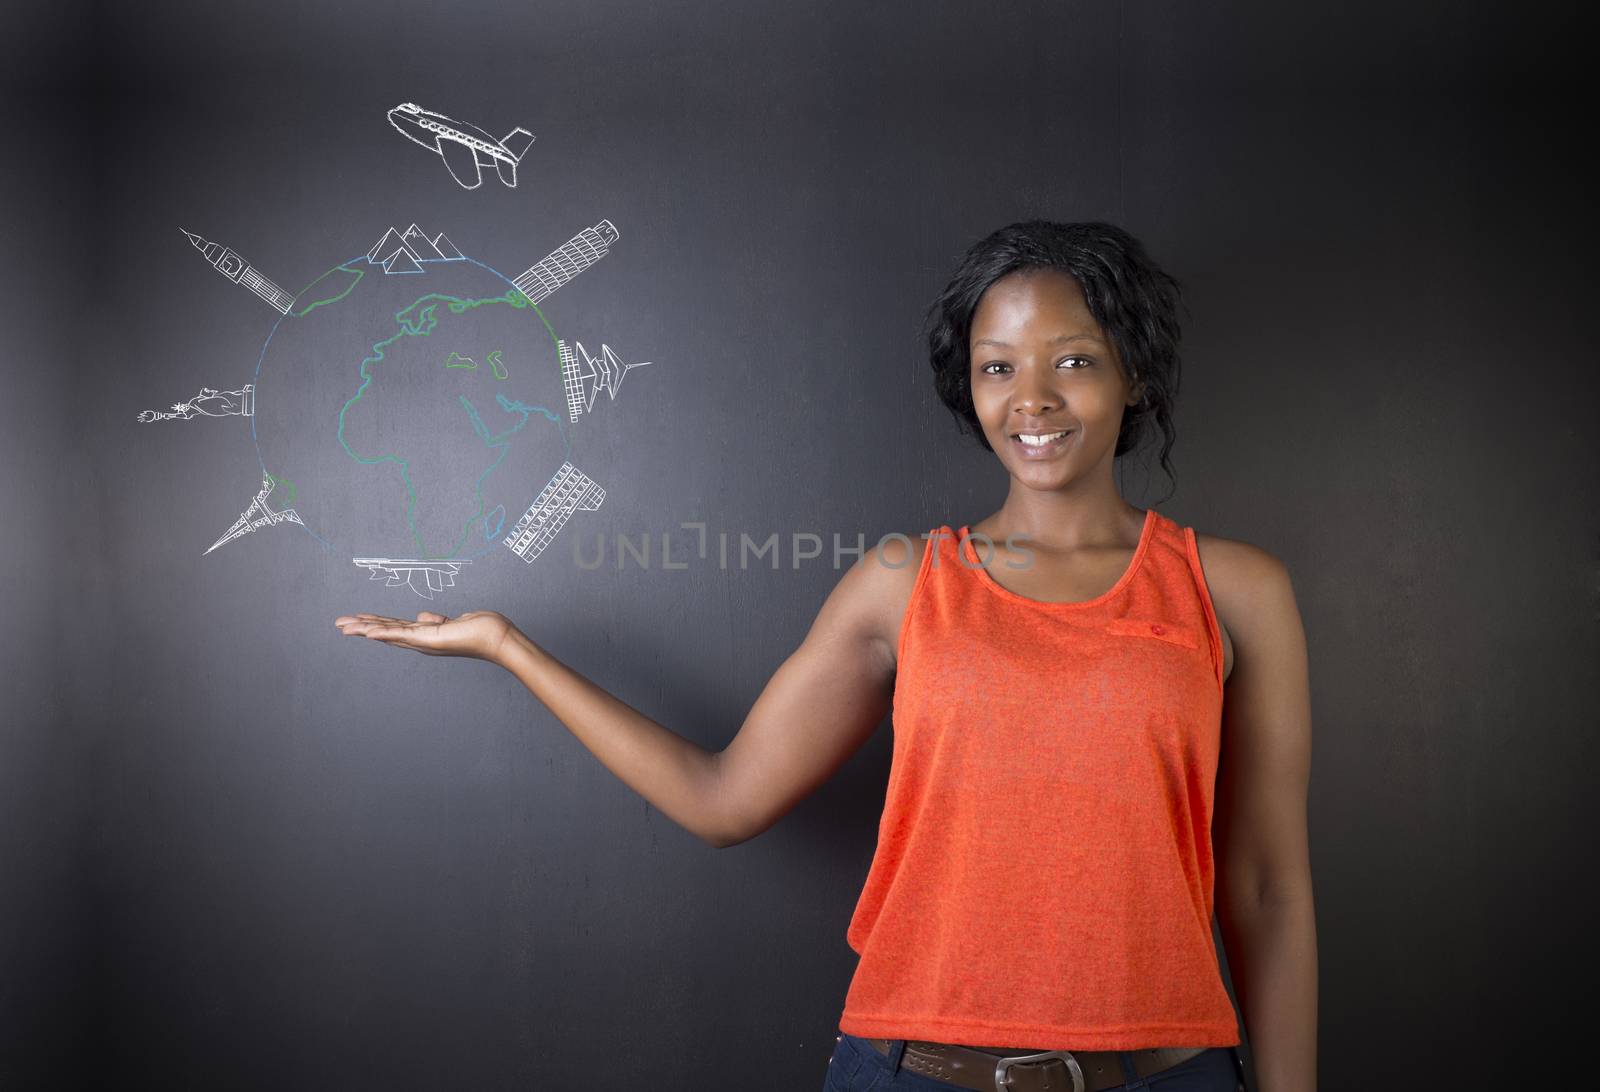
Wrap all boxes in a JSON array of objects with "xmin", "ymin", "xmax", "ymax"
[
  {"xmin": 872, "ymin": 526, "xmax": 945, "ymax": 568},
  {"xmin": 1189, "ymin": 527, "xmax": 1299, "ymax": 683},
  {"xmin": 829, "ymin": 529, "xmax": 942, "ymax": 667},
  {"xmin": 1189, "ymin": 528, "xmax": 1291, "ymax": 601}
]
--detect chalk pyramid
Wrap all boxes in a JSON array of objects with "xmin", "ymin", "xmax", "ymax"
[
  {"xmin": 368, "ymin": 227, "xmax": 414, "ymax": 264},
  {"xmin": 402, "ymin": 223, "xmax": 445, "ymax": 260},
  {"xmin": 382, "ymin": 248, "xmax": 424, "ymax": 274},
  {"xmin": 432, "ymin": 232, "xmax": 464, "ymax": 260}
]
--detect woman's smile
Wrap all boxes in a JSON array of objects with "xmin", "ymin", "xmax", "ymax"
[{"xmin": 1010, "ymin": 428, "xmax": 1075, "ymax": 457}]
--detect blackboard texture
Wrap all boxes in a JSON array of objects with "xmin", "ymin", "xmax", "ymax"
[{"xmin": 2, "ymin": 1, "xmax": 1594, "ymax": 1088}]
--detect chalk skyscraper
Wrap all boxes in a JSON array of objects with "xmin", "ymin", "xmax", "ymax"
[{"xmin": 559, "ymin": 339, "xmax": 651, "ymax": 423}]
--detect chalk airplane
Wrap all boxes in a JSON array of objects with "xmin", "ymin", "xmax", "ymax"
[{"xmin": 387, "ymin": 102, "xmax": 536, "ymax": 190}]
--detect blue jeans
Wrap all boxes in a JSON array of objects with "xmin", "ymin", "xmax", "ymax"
[{"xmin": 822, "ymin": 1030, "xmax": 1247, "ymax": 1092}]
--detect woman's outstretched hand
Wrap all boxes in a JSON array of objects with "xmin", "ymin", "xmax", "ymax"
[{"xmin": 333, "ymin": 610, "xmax": 515, "ymax": 664}]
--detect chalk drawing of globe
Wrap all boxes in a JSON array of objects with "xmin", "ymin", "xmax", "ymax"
[{"xmin": 251, "ymin": 238, "xmax": 570, "ymax": 561}]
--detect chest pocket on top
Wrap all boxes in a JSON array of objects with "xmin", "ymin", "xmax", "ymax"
[{"xmin": 1103, "ymin": 617, "xmax": 1201, "ymax": 649}]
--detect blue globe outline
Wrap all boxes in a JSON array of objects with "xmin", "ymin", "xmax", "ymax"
[{"xmin": 249, "ymin": 252, "xmax": 571, "ymax": 562}]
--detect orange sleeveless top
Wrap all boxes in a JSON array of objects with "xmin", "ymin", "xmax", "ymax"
[{"xmin": 836, "ymin": 508, "xmax": 1240, "ymax": 1050}]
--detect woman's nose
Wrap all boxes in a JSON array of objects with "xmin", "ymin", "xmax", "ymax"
[{"xmin": 1014, "ymin": 375, "xmax": 1058, "ymax": 413}]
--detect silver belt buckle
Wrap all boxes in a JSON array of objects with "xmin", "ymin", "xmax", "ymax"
[{"xmin": 993, "ymin": 1048, "xmax": 1084, "ymax": 1092}]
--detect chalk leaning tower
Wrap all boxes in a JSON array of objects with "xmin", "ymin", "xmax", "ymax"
[{"xmin": 512, "ymin": 219, "xmax": 620, "ymax": 304}]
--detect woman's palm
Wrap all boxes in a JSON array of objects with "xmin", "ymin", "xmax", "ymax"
[{"xmin": 333, "ymin": 610, "xmax": 512, "ymax": 661}]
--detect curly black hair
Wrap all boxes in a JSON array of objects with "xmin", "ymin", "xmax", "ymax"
[{"xmin": 925, "ymin": 220, "xmax": 1184, "ymax": 491}]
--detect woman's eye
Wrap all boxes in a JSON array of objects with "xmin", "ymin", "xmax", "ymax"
[{"xmin": 979, "ymin": 358, "xmax": 1091, "ymax": 374}]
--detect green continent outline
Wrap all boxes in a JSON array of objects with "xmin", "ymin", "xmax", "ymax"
[
  {"xmin": 336, "ymin": 289, "xmax": 564, "ymax": 558},
  {"xmin": 455, "ymin": 394, "xmax": 563, "ymax": 556},
  {"xmin": 292, "ymin": 265, "xmax": 364, "ymax": 317}
]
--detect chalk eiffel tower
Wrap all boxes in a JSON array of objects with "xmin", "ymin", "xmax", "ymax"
[{"xmin": 204, "ymin": 475, "xmax": 304, "ymax": 555}]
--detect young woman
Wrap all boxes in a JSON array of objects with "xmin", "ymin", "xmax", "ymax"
[{"xmin": 336, "ymin": 221, "xmax": 1318, "ymax": 1092}]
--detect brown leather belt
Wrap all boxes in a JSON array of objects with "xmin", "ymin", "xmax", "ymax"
[{"xmin": 864, "ymin": 1036, "xmax": 1207, "ymax": 1092}]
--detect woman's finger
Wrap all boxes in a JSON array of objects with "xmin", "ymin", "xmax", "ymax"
[
  {"xmin": 342, "ymin": 620, "xmax": 410, "ymax": 638},
  {"xmin": 367, "ymin": 628, "xmax": 450, "ymax": 655},
  {"xmin": 382, "ymin": 621, "xmax": 444, "ymax": 641},
  {"xmin": 336, "ymin": 618, "xmax": 394, "ymax": 633},
  {"xmin": 366, "ymin": 625, "xmax": 424, "ymax": 645}
]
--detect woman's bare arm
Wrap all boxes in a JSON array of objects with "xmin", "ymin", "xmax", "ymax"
[
  {"xmin": 1200, "ymin": 535, "xmax": 1318, "ymax": 1092},
  {"xmin": 334, "ymin": 538, "xmax": 914, "ymax": 849},
  {"xmin": 708, "ymin": 539, "xmax": 912, "ymax": 845}
]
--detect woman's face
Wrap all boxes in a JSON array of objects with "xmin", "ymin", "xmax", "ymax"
[{"xmin": 967, "ymin": 268, "xmax": 1142, "ymax": 491}]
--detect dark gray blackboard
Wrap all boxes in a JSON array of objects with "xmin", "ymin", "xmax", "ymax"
[{"xmin": 3, "ymin": 2, "xmax": 1594, "ymax": 1088}]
